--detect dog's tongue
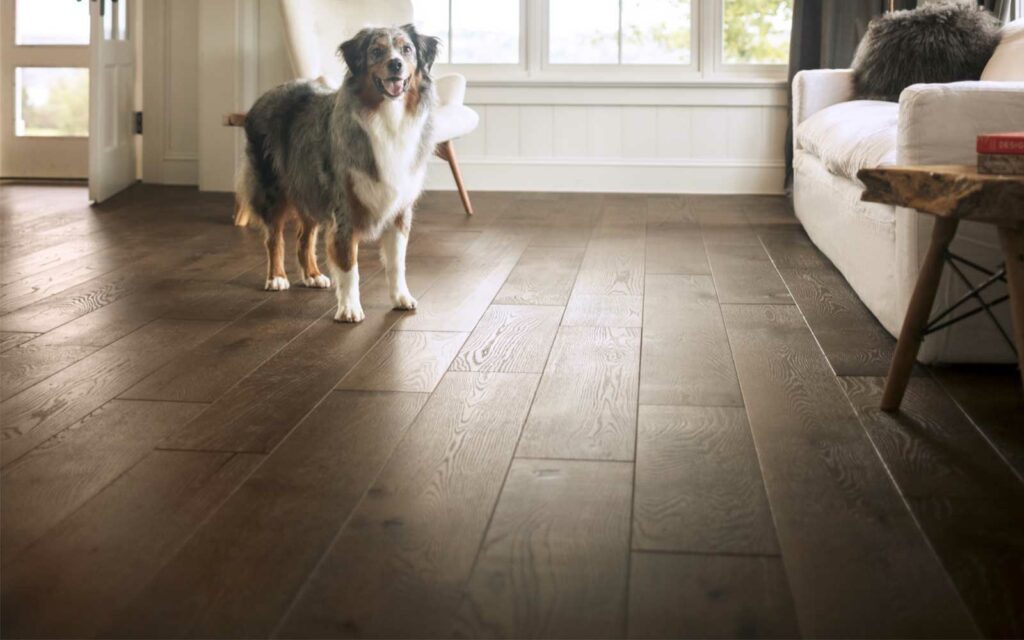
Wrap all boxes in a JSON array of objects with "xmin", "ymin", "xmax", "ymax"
[{"xmin": 383, "ymin": 79, "xmax": 404, "ymax": 97}]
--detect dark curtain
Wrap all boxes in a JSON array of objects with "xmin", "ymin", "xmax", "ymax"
[
  {"xmin": 979, "ymin": 0, "xmax": 1018, "ymax": 20},
  {"xmin": 784, "ymin": 0, "xmax": 915, "ymax": 188}
]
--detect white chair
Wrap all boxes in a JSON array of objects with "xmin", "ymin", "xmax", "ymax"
[{"xmin": 231, "ymin": 0, "xmax": 478, "ymax": 223}]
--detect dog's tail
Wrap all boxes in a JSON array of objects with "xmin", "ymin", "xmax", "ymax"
[{"xmin": 233, "ymin": 158, "xmax": 256, "ymax": 227}]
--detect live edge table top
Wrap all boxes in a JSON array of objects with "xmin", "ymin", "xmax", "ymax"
[{"xmin": 858, "ymin": 164, "xmax": 1024, "ymax": 227}]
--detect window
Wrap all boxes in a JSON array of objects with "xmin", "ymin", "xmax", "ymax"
[
  {"xmin": 15, "ymin": 0, "xmax": 90, "ymax": 45},
  {"xmin": 413, "ymin": 0, "xmax": 791, "ymax": 82},
  {"xmin": 549, "ymin": 0, "xmax": 692, "ymax": 65},
  {"xmin": 15, "ymin": 67, "xmax": 90, "ymax": 137},
  {"xmin": 412, "ymin": 0, "xmax": 521, "ymax": 64},
  {"xmin": 722, "ymin": 0, "xmax": 792, "ymax": 65}
]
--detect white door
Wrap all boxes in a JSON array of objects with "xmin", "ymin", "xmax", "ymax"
[
  {"xmin": 0, "ymin": 0, "xmax": 91, "ymax": 179},
  {"xmin": 88, "ymin": 0, "xmax": 136, "ymax": 202}
]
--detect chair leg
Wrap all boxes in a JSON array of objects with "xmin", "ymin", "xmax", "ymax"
[
  {"xmin": 881, "ymin": 217, "xmax": 959, "ymax": 412},
  {"xmin": 436, "ymin": 140, "xmax": 473, "ymax": 216},
  {"xmin": 998, "ymin": 226, "xmax": 1024, "ymax": 395}
]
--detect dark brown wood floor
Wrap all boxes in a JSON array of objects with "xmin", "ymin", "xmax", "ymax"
[{"xmin": 1, "ymin": 183, "xmax": 1022, "ymax": 639}]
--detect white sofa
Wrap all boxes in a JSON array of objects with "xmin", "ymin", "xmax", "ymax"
[{"xmin": 791, "ymin": 20, "xmax": 1024, "ymax": 363}]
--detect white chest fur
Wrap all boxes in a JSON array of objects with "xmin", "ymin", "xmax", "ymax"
[{"xmin": 349, "ymin": 100, "xmax": 427, "ymax": 236}]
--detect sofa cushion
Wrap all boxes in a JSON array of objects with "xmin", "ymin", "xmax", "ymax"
[
  {"xmin": 795, "ymin": 100, "xmax": 898, "ymax": 182},
  {"xmin": 981, "ymin": 19, "xmax": 1024, "ymax": 81}
]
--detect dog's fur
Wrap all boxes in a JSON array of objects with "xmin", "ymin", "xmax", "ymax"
[
  {"xmin": 852, "ymin": 3, "xmax": 1001, "ymax": 102},
  {"xmin": 240, "ymin": 25, "xmax": 440, "ymax": 322}
]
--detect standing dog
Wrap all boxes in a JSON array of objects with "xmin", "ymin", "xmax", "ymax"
[{"xmin": 239, "ymin": 25, "xmax": 439, "ymax": 322}]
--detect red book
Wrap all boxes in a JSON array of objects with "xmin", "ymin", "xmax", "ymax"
[{"xmin": 976, "ymin": 132, "xmax": 1024, "ymax": 155}]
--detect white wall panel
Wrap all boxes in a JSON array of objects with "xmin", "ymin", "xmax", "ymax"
[
  {"xmin": 484, "ymin": 106, "xmax": 521, "ymax": 156},
  {"xmin": 552, "ymin": 106, "xmax": 588, "ymax": 157},
  {"xmin": 519, "ymin": 106, "xmax": 554, "ymax": 157}
]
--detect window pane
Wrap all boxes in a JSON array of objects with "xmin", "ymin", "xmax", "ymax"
[
  {"xmin": 412, "ymin": 0, "xmax": 450, "ymax": 62},
  {"xmin": 450, "ymin": 0, "xmax": 518, "ymax": 63},
  {"xmin": 15, "ymin": 67, "xmax": 89, "ymax": 137},
  {"xmin": 15, "ymin": 0, "xmax": 90, "ymax": 45},
  {"xmin": 104, "ymin": 0, "xmax": 114, "ymax": 40},
  {"xmin": 622, "ymin": 0, "xmax": 691, "ymax": 64},
  {"xmin": 549, "ymin": 0, "xmax": 618, "ymax": 64},
  {"xmin": 722, "ymin": 0, "xmax": 792, "ymax": 64},
  {"xmin": 117, "ymin": 0, "xmax": 129, "ymax": 40}
]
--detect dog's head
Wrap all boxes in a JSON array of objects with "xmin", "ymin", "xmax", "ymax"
[{"xmin": 339, "ymin": 25, "xmax": 440, "ymax": 101}]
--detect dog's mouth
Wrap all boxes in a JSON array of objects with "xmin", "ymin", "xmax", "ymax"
[{"xmin": 374, "ymin": 76, "xmax": 409, "ymax": 99}]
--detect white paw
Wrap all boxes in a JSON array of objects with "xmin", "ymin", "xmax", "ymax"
[
  {"xmin": 334, "ymin": 302, "xmax": 365, "ymax": 323},
  {"xmin": 391, "ymin": 290, "xmax": 418, "ymax": 310},
  {"xmin": 265, "ymin": 276, "xmax": 290, "ymax": 291},
  {"xmin": 301, "ymin": 274, "xmax": 332, "ymax": 288}
]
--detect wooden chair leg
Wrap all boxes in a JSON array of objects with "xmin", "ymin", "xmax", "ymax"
[
  {"xmin": 881, "ymin": 217, "xmax": 960, "ymax": 412},
  {"xmin": 997, "ymin": 226, "xmax": 1024, "ymax": 395},
  {"xmin": 436, "ymin": 140, "xmax": 473, "ymax": 216}
]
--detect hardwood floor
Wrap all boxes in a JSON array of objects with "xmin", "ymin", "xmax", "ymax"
[{"xmin": 1, "ymin": 183, "xmax": 1022, "ymax": 638}]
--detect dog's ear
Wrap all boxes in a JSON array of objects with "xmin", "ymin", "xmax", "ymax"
[
  {"xmin": 401, "ymin": 24, "xmax": 441, "ymax": 74},
  {"xmin": 338, "ymin": 28, "xmax": 374, "ymax": 75}
]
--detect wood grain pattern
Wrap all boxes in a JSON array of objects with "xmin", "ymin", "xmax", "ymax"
[
  {"xmin": 0, "ymin": 342, "xmax": 98, "ymax": 401},
  {"xmin": 517, "ymin": 326, "xmax": 640, "ymax": 461},
  {"xmin": 0, "ymin": 319, "xmax": 226, "ymax": 467},
  {"xmin": 494, "ymin": 247, "xmax": 583, "ymax": 305},
  {"xmin": 450, "ymin": 305, "xmax": 563, "ymax": 373},
  {"xmin": 336, "ymin": 330, "xmax": 468, "ymax": 392},
  {"xmin": 640, "ymin": 275, "xmax": 742, "ymax": 406},
  {"xmin": 721, "ymin": 303, "xmax": 978, "ymax": 638},
  {"xmin": 572, "ymin": 227, "xmax": 645, "ymax": 297},
  {"xmin": 562, "ymin": 293, "xmax": 643, "ymax": 328},
  {"xmin": 628, "ymin": 552, "xmax": 799, "ymax": 639},
  {"xmin": 108, "ymin": 391, "xmax": 427, "ymax": 639},
  {"xmin": 705, "ymin": 243, "xmax": 792, "ymax": 305},
  {"xmin": 277, "ymin": 372, "xmax": 540, "ymax": 638},
  {"xmin": 0, "ymin": 331, "xmax": 39, "ymax": 352},
  {"xmin": 646, "ymin": 221, "xmax": 709, "ymax": 275},
  {"xmin": 456, "ymin": 459, "xmax": 633, "ymax": 639},
  {"xmin": 0, "ymin": 450, "xmax": 262, "ymax": 639},
  {"xmin": 840, "ymin": 375, "xmax": 1024, "ymax": 638},
  {"xmin": 0, "ymin": 399, "xmax": 206, "ymax": 562},
  {"xmin": 634, "ymin": 406, "xmax": 777, "ymax": 554}
]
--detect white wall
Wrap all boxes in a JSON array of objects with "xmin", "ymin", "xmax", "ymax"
[{"xmin": 146, "ymin": 0, "xmax": 788, "ymax": 194}]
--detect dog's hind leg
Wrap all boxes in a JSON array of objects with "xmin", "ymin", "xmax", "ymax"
[
  {"xmin": 264, "ymin": 209, "xmax": 290, "ymax": 291},
  {"xmin": 381, "ymin": 211, "xmax": 416, "ymax": 310},
  {"xmin": 295, "ymin": 214, "xmax": 331, "ymax": 288},
  {"xmin": 327, "ymin": 226, "xmax": 364, "ymax": 323}
]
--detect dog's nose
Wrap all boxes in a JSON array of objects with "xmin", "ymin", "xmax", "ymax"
[{"xmin": 387, "ymin": 58, "xmax": 403, "ymax": 74}]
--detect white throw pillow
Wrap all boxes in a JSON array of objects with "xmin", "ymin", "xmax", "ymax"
[
  {"xmin": 981, "ymin": 18, "xmax": 1024, "ymax": 81},
  {"xmin": 796, "ymin": 100, "xmax": 899, "ymax": 182}
]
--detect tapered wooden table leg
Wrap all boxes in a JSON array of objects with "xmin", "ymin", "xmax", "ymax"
[
  {"xmin": 997, "ymin": 226, "xmax": 1024, "ymax": 395},
  {"xmin": 881, "ymin": 217, "xmax": 960, "ymax": 412}
]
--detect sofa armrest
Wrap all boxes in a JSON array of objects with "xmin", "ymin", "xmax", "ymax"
[
  {"xmin": 435, "ymin": 73, "xmax": 467, "ymax": 107},
  {"xmin": 792, "ymin": 69, "xmax": 855, "ymax": 147},
  {"xmin": 898, "ymin": 81, "xmax": 1024, "ymax": 165}
]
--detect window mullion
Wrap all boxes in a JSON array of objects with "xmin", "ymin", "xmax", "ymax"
[
  {"xmin": 447, "ymin": 0, "xmax": 454, "ymax": 63},
  {"xmin": 617, "ymin": 0, "xmax": 623, "ymax": 65}
]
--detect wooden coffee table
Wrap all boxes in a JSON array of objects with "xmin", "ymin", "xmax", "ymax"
[{"xmin": 857, "ymin": 164, "xmax": 1024, "ymax": 412}]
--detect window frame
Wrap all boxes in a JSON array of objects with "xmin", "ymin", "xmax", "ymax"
[{"xmin": 426, "ymin": 0, "xmax": 789, "ymax": 85}]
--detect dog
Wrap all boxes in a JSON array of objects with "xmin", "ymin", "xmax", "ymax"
[{"xmin": 238, "ymin": 24, "xmax": 440, "ymax": 322}]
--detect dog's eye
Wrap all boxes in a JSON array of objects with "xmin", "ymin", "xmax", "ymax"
[
  {"xmin": 370, "ymin": 47, "xmax": 384, "ymax": 57},
  {"xmin": 402, "ymin": 44, "xmax": 413, "ymax": 55}
]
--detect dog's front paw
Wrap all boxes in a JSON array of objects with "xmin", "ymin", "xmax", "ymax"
[
  {"xmin": 391, "ymin": 290, "xmax": 418, "ymax": 310},
  {"xmin": 301, "ymin": 274, "xmax": 332, "ymax": 288},
  {"xmin": 265, "ymin": 276, "xmax": 290, "ymax": 291},
  {"xmin": 334, "ymin": 302, "xmax": 365, "ymax": 323}
]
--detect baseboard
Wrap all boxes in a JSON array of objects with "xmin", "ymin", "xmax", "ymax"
[{"xmin": 424, "ymin": 156, "xmax": 786, "ymax": 194}]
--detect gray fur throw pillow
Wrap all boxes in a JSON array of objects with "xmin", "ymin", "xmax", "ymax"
[{"xmin": 852, "ymin": 3, "xmax": 1002, "ymax": 101}]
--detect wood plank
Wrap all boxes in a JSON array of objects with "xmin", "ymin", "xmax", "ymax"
[
  {"xmin": 455, "ymin": 459, "xmax": 633, "ymax": 639},
  {"xmin": 517, "ymin": 326, "xmax": 640, "ymax": 461},
  {"xmin": 646, "ymin": 221, "xmax": 709, "ymax": 275},
  {"xmin": 640, "ymin": 275, "xmax": 742, "ymax": 407},
  {"xmin": 634, "ymin": 406, "xmax": 777, "ymax": 554},
  {"xmin": 572, "ymin": 226, "xmax": 645, "ymax": 297},
  {"xmin": 562, "ymin": 293, "xmax": 643, "ymax": 328},
  {"xmin": 450, "ymin": 305, "xmax": 563, "ymax": 373},
  {"xmin": 494, "ymin": 247, "xmax": 583, "ymax": 306},
  {"xmin": 761, "ymin": 229, "xmax": 901, "ymax": 376},
  {"xmin": 0, "ymin": 399, "xmax": 206, "ymax": 561},
  {"xmin": 107, "ymin": 391, "xmax": 428, "ymax": 639},
  {"xmin": 396, "ymin": 228, "xmax": 530, "ymax": 332},
  {"xmin": 336, "ymin": 330, "xmax": 468, "ymax": 393},
  {"xmin": 0, "ymin": 319, "xmax": 226, "ymax": 467},
  {"xmin": 0, "ymin": 450, "xmax": 262, "ymax": 639},
  {"xmin": 0, "ymin": 271, "xmax": 149, "ymax": 333},
  {"xmin": 706, "ymin": 243, "xmax": 792, "ymax": 305},
  {"xmin": 0, "ymin": 342, "xmax": 98, "ymax": 401},
  {"xmin": 721, "ymin": 303, "xmax": 978, "ymax": 638},
  {"xmin": 277, "ymin": 371, "xmax": 540, "ymax": 638},
  {"xmin": 840, "ymin": 375, "xmax": 1024, "ymax": 638},
  {"xmin": 0, "ymin": 331, "xmax": 38, "ymax": 353},
  {"xmin": 628, "ymin": 552, "xmax": 799, "ymax": 639}
]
